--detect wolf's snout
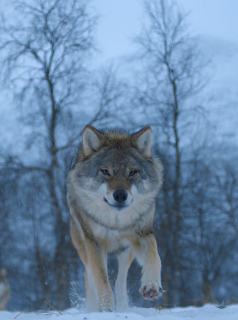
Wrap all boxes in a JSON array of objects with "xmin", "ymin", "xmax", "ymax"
[{"xmin": 113, "ymin": 190, "xmax": 128, "ymax": 203}]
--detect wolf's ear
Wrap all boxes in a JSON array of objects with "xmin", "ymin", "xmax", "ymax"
[
  {"xmin": 82, "ymin": 125, "xmax": 103, "ymax": 157},
  {"xmin": 131, "ymin": 126, "xmax": 152, "ymax": 158}
]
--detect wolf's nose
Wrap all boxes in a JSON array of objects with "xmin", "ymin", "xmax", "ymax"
[{"xmin": 113, "ymin": 190, "xmax": 128, "ymax": 203}]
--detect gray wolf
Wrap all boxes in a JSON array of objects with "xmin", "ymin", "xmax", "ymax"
[
  {"xmin": 67, "ymin": 125, "xmax": 163, "ymax": 311},
  {"xmin": 0, "ymin": 268, "xmax": 10, "ymax": 310}
]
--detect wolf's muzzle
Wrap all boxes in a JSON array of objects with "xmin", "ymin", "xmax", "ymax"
[{"xmin": 113, "ymin": 189, "xmax": 128, "ymax": 204}]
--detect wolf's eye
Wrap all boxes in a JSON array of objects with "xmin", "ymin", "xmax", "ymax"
[
  {"xmin": 129, "ymin": 169, "xmax": 138, "ymax": 177},
  {"xmin": 101, "ymin": 169, "xmax": 110, "ymax": 176}
]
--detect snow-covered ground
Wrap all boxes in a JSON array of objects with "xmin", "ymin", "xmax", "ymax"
[{"xmin": 1, "ymin": 304, "xmax": 238, "ymax": 320}]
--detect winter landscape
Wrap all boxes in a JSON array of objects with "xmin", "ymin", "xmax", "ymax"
[{"xmin": 0, "ymin": 0, "xmax": 238, "ymax": 319}]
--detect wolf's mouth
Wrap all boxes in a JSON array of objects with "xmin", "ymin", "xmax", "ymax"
[{"xmin": 104, "ymin": 198, "xmax": 129, "ymax": 211}]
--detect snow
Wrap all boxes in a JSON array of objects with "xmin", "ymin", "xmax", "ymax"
[{"xmin": 1, "ymin": 304, "xmax": 238, "ymax": 320}]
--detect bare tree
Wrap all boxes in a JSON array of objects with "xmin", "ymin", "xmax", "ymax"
[
  {"xmin": 184, "ymin": 155, "xmax": 238, "ymax": 304},
  {"xmin": 0, "ymin": 0, "xmax": 125, "ymax": 310},
  {"xmin": 134, "ymin": 0, "xmax": 210, "ymax": 306}
]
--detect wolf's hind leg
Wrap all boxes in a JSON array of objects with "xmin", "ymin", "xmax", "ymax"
[{"xmin": 115, "ymin": 249, "xmax": 134, "ymax": 310}]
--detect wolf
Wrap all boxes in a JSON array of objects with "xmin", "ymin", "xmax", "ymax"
[
  {"xmin": 67, "ymin": 125, "xmax": 163, "ymax": 311},
  {"xmin": 0, "ymin": 268, "xmax": 10, "ymax": 310}
]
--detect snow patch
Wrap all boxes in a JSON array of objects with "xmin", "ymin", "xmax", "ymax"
[{"xmin": 1, "ymin": 304, "xmax": 238, "ymax": 320}]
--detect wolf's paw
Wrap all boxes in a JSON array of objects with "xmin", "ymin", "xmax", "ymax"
[
  {"xmin": 139, "ymin": 280, "xmax": 163, "ymax": 300},
  {"xmin": 99, "ymin": 290, "xmax": 115, "ymax": 312}
]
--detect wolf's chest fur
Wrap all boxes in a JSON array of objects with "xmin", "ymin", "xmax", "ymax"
[{"xmin": 71, "ymin": 199, "xmax": 155, "ymax": 254}]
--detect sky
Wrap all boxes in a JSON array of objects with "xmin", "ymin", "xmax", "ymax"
[
  {"xmin": 0, "ymin": 0, "xmax": 238, "ymax": 146},
  {"xmin": 179, "ymin": 0, "xmax": 238, "ymax": 42},
  {"xmin": 93, "ymin": 0, "xmax": 238, "ymax": 64},
  {"xmin": 92, "ymin": 0, "xmax": 238, "ymax": 147}
]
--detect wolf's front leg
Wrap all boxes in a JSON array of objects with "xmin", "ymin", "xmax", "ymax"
[
  {"xmin": 115, "ymin": 249, "xmax": 134, "ymax": 310},
  {"xmin": 134, "ymin": 234, "xmax": 163, "ymax": 300},
  {"xmin": 85, "ymin": 238, "xmax": 114, "ymax": 311}
]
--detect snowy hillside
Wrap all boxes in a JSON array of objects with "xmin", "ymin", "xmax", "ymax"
[{"xmin": 2, "ymin": 305, "xmax": 238, "ymax": 320}]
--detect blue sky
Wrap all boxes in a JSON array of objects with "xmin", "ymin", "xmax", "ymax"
[{"xmin": 93, "ymin": 0, "xmax": 238, "ymax": 64}]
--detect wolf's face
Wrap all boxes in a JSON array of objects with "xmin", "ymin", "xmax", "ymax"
[
  {"xmin": 68, "ymin": 125, "xmax": 163, "ymax": 228},
  {"xmin": 88, "ymin": 148, "xmax": 155, "ymax": 212}
]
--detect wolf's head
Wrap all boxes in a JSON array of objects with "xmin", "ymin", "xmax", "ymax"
[{"xmin": 68, "ymin": 125, "xmax": 163, "ymax": 228}]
